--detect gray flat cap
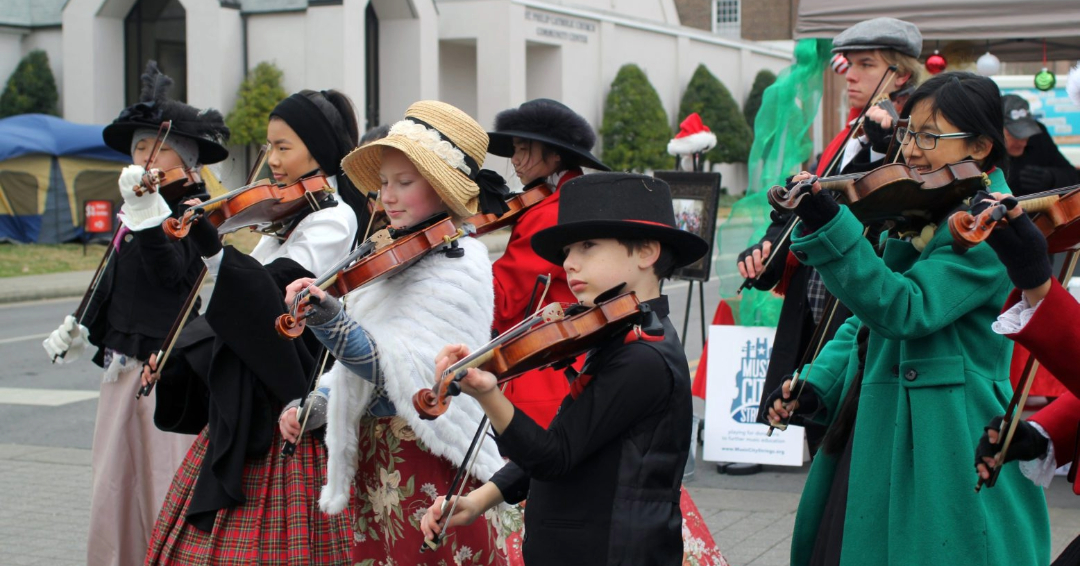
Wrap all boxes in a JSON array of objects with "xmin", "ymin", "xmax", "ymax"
[{"xmin": 832, "ymin": 17, "xmax": 922, "ymax": 59}]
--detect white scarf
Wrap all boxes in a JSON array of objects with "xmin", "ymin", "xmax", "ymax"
[{"xmin": 319, "ymin": 236, "xmax": 504, "ymax": 514}]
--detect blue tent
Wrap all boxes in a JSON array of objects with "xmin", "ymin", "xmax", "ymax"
[{"xmin": 0, "ymin": 114, "xmax": 129, "ymax": 243}]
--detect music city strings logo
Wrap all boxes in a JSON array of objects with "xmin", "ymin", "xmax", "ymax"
[{"xmin": 729, "ymin": 338, "xmax": 771, "ymax": 424}]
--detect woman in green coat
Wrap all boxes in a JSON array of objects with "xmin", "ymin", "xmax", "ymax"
[{"xmin": 766, "ymin": 72, "xmax": 1050, "ymax": 566}]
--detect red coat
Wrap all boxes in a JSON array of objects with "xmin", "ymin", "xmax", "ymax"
[
  {"xmin": 493, "ymin": 169, "xmax": 582, "ymax": 427},
  {"xmin": 1004, "ymin": 280, "xmax": 1080, "ymax": 494}
]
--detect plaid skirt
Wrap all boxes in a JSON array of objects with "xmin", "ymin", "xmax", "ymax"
[
  {"xmin": 351, "ymin": 416, "xmax": 516, "ymax": 565},
  {"xmin": 145, "ymin": 427, "xmax": 352, "ymax": 565}
]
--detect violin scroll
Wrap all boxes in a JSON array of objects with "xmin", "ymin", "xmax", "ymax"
[
  {"xmin": 947, "ymin": 202, "xmax": 1009, "ymax": 251},
  {"xmin": 767, "ymin": 176, "xmax": 819, "ymax": 211}
]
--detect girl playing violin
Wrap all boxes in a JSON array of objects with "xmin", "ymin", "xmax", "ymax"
[
  {"xmin": 40, "ymin": 61, "xmax": 227, "ymax": 566},
  {"xmin": 485, "ymin": 98, "xmax": 609, "ymax": 427},
  {"xmin": 140, "ymin": 89, "xmax": 366, "ymax": 565},
  {"xmin": 764, "ymin": 71, "xmax": 1049, "ymax": 565},
  {"xmin": 279, "ymin": 100, "xmax": 513, "ymax": 564},
  {"xmin": 969, "ymin": 68, "xmax": 1080, "ymax": 565},
  {"xmin": 420, "ymin": 173, "xmax": 708, "ymax": 566}
]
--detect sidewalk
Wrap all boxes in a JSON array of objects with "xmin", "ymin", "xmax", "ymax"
[
  {"xmin": 0, "ymin": 231, "xmax": 512, "ymax": 305},
  {"xmin": 2, "ymin": 441, "xmax": 1079, "ymax": 566}
]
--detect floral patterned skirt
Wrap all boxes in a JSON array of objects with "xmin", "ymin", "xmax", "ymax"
[
  {"xmin": 680, "ymin": 487, "xmax": 729, "ymax": 566},
  {"xmin": 352, "ymin": 416, "xmax": 515, "ymax": 566},
  {"xmin": 145, "ymin": 427, "xmax": 352, "ymax": 565}
]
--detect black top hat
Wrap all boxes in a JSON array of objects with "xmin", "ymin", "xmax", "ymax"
[
  {"xmin": 531, "ymin": 173, "xmax": 708, "ymax": 268},
  {"xmin": 102, "ymin": 62, "xmax": 230, "ymax": 165},
  {"xmin": 488, "ymin": 99, "xmax": 610, "ymax": 171}
]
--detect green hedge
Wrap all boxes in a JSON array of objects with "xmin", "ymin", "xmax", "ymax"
[
  {"xmin": 600, "ymin": 64, "xmax": 671, "ymax": 172},
  {"xmin": 0, "ymin": 50, "xmax": 59, "ymax": 118},
  {"xmin": 226, "ymin": 62, "xmax": 287, "ymax": 147},
  {"xmin": 677, "ymin": 64, "xmax": 750, "ymax": 164}
]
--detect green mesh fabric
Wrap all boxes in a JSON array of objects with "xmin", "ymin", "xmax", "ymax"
[{"xmin": 715, "ymin": 38, "xmax": 833, "ymax": 326}]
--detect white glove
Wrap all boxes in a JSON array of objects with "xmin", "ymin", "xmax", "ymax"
[
  {"xmin": 118, "ymin": 165, "xmax": 172, "ymax": 231},
  {"xmin": 43, "ymin": 315, "xmax": 90, "ymax": 363}
]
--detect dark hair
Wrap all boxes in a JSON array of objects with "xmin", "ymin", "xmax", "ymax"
[
  {"xmin": 515, "ymin": 139, "xmax": 572, "ymax": 179},
  {"xmin": 900, "ymin": 71, "xmax": 1006, "ymax": 172},
  {"xmin": 360, "ymin": 124, "xmax": 390, "ymax": 145},
  {"xmin": 295, "ymin": 89, "xmax": 368, "ymax": 242},
  {"xmin": 617, "ymin": 239, "xmax": 677, "ymax": 279}
]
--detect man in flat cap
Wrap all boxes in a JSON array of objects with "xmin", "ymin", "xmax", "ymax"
[
  {"xmin": 737, "ymin": 17, "xmax": 923, "ymax": 462},
  {"xmin": 1001, "ymin": 94, "xmax": 1079, "ymax": 196}
]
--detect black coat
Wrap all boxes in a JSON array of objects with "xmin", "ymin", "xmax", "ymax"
[
  {"xmin": 491, "ymin": 297, "xmax": 689, "ymax": 566},
  {"xmin": 84, "ymin": 189, "xmax": 207, "ymax": 366},
  {"xmin": 154, "ymin": 247, "xmax": 322, "ymax": 531},
  {"xmin": 1006, "ymin": 122, "xmax": 1080, "ymax": 197}
]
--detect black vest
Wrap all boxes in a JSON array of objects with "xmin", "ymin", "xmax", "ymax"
[{"xmin": 522, "ymin": 314, "xmax": 691, "ymax": 566}]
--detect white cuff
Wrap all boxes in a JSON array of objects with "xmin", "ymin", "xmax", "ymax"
[
  {"xmin": 1018, "ymin": 421, "xmax": 1057, "ymax": 488},
  {"xmin": 992, "ymin": 294, "xmax": 1043, "ymax": 335},
  {"xmin": 202, "ymin": 249, "xmax": 224, "ymax": 279},
  {"xmin": 119, "ymin": 192, "xmax": 173, "ymax": 231}
]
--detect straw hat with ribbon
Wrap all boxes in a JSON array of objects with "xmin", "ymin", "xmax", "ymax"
[{"xmin": 341, "ymin": 100, "xmax": 508, "ymax": 218}]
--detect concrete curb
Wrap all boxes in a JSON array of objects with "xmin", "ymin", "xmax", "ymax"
[{"xmin": 0, "ymin": 231, "xmax": 512, "ymax": 305}]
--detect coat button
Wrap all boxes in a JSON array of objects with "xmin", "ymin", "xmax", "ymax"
[
  {"xmin": 123, "ymin": 233, "xmax": 133, "ymax": 243},
  {"xmin": 793, "ymin": 250, "xmax": 808, "ymax": 261},
  {"xmin": 904, "ymin": 369, "xmax": 918, "ymax": 381}
]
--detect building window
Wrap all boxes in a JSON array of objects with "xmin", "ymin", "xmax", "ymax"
[{"xmin": 713, "ymin": 0, "xmax": 740, "ymax": 36}]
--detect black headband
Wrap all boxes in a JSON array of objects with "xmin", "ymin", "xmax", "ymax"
[{"xmin": 271, "ymin": 93, "xmax": 346, "ymax": 177}]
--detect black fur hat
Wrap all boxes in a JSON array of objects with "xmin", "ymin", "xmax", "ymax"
[
  {"xmin": 102, "ymin": 61, "xmax": 230, "ymax": 164},
  {"xmin": 488, "ymin": 99, "xmax": 609, "ymax": 171}
]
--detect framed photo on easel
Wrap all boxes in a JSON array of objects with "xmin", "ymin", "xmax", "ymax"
[{"xmin": 653, "ymin": 171, "xmax": 722, "ymax": 282}]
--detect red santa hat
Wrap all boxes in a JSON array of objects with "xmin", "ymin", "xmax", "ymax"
[{"xmin": 667, "ymin": 112, "xmax": 718, "ymax": 156}]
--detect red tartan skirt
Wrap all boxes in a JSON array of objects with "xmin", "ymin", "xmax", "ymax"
[
  {"xmin": 351, "ymin": 416, "xmax": 515, "ymax": 565},
  {"xmin": 145, "ymin": 427, "xmax": 352, "ymax": 565}
]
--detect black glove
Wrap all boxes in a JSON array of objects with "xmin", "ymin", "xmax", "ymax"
[
  {"xmin": 1018, "ymin": 166, "xmax": 1054, "ymax": 193},
  {"xmin": 862, "ymin": 118, "xmax": 892, "ymax": 153},
  {"xmin": 188, "ymin": 217, "xmax": 223, "ymax": 258},
  {"xmin": 303, "ymin": 293, "xmax": 343, "ymax": 327},
  {"xmin": 737, "ymin": 242, "xmax": 767, "ymax": 266},
  {"xmin": 970, "ymin": 192, "xmax": 1053, "ymax": 291},
  {"xmin": 762, "ymin": 375, "xmax": 821, "ymax": 424},
  {"xmin": 975, "ymin": 416, "xmax": 1049, "ymax": 469},
  {"xmin": 791, "ymin": 179, "xmax": 840, "ymax": 232}
]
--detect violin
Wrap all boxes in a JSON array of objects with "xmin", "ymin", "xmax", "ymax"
[
  {"xmin": 412, "ymin": 290, "xmax": 647, "ymax": 420},
  {"xmin": 768, "ymin": 160, "xmax": 987, "ymax": 225},
  {"xmin": 275, "ymin": 215, "xmax": 466, "ymax": 339},
  {"xmin": 465, "ymin": 181, "xmax": 553, "ymax": 236},
  {"xmin": 162, "ymin": 174, "xmax": 335, "ymax": 240},
  {"xmin": 133, "ymin": 166, "xmax": 203, "ymax": 201},
  {"xmin": 948, "ymin": 183, "xmax": 1080, "ymax": 253}
]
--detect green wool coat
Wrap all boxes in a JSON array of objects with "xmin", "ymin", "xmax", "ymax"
[{"xmin": 787, "ymin": 169, "xmax": 1049, "ymax": 566}]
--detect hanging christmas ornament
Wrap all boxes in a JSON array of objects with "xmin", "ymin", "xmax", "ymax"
[
  {"xmin": 976, "ymin": 51, "xmax": 1001, "ymax": 76},
  {"xmin": 831, "ymin": 53, "xmax": 850, "ymax": 74},
  {"xmin": 925, "ymin": 50, "xmax": 947, "ymax": 75},
  {"xmin": 1034, "ymin": 39, "xmax": 1056, "ymax": 92},
  {"xmin": 1035, "ymin": 67, "xmax": 1057, "ymax": 91}
]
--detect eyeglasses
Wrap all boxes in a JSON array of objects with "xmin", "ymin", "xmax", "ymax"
[{"xmin": 894, "ymin": 127, "xmax": 975, "ymax": 150}]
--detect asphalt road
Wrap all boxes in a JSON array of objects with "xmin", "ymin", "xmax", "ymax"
[{"xmin": 0, "ymin": 276, "xmax": 726, "ymax": 451}]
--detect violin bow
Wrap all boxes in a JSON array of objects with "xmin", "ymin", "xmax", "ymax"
[
  {"xmin": 55, "ymin": 122, "xmax": 175, "ymax": 364},
  {"xmin": 738, "ymin": 67, "xmax": 896, "ymax": 295},
  {"xmin": 283, "ymin": 209, "xmax": 385, "ymax": 456},
  {"xmin": 819, "ymin": 66, "xmax": 897, "ymax": 178},
  {"xmin": 421, "ymin": 274, "xmax": 553, "ymax": 553},
  {"xmin": 767, "ymin": 225, "xmax": 874, "ymax": 434},
  {"xmin": 137, "ymin": 142, "xmax": 266, "ymax": 397},
  {"xmin": 978, "ymin": 249, "xmax": 1080, "ymax": 491}
]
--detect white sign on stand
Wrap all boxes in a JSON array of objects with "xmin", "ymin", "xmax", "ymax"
[{"xmin": 703, "ymin": 325, "xmax": 805, "ymax": 466}]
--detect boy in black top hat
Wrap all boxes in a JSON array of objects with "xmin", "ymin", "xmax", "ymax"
[{"xmin": 421, "ymin": 172, "xmax": 708, "ymax": 566}]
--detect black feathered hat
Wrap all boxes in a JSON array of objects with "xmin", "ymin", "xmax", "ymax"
[
  {"xmin": 488, "ymin": 98, "xmax": 609, "ymax": 171},
  {"xmin": 102, "ymin": 61, "xmax": 230, "ymax": 165},
  {"xmin": 531, "ymin": 173, "xmax": 708, "ymax": 268}
]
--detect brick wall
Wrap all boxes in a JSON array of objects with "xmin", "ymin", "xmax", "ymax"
[
  {"xmin": 741, "ymin": 0, "xmax": 795, "ymax": 41},
  {"xmin": 674, "ymin": 0, "xmax": 712, "ymax": 31}
]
